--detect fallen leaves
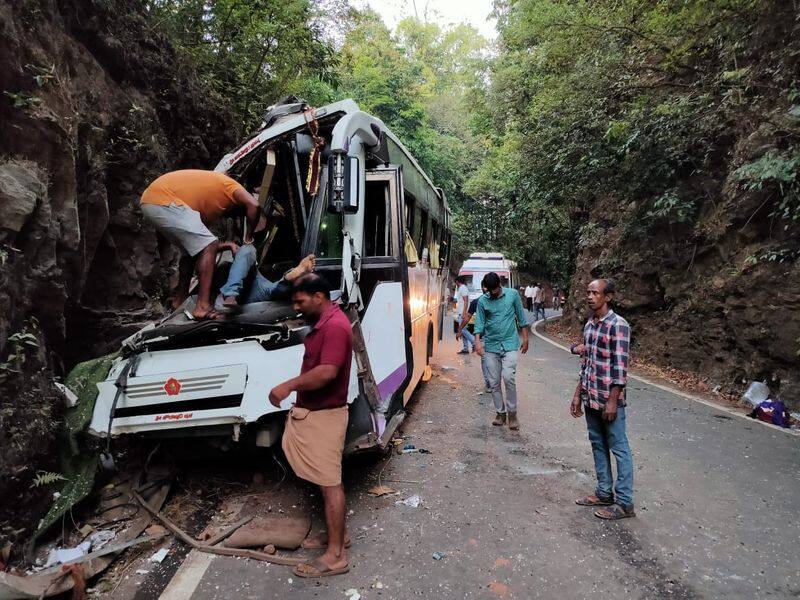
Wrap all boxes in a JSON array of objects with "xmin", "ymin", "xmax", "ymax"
[{"xmin": 367, "ymin": 485, "xmax": 397, "ymax": 497}]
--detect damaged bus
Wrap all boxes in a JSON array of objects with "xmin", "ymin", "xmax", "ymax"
[{"xmin": 86, "ymin": 99, "xmax": 451, "ymax": 453}]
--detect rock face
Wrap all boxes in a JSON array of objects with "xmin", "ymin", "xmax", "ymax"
[
  {"xmin": 0, "ymin": 0, "xmax": 234, "ymax": 542},
  {"xmin": 0, "ymin": 0, "xmax": 234, "ymax": 363},
  {"xmin": 564, "ymin": 130, "xmax": 800, "ymax": 409}
]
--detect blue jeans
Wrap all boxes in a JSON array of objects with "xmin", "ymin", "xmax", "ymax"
[
  {"xmin": 219, "ymin": 245, "xmax": 291, "ymax": 303},
  {"xmin": 460, "ymin": 327, "xmax": 475, "ymax": 351},
  {"xmin": 585, "ymin": 406, "xmax": 634, "ymax": 507}
]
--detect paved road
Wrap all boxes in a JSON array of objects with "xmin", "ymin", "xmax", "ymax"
[{"xmin": 144, "ymin": 313, "xmax": 800, "ymax": 600}]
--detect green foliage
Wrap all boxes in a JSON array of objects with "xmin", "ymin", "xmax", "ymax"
[
  {"xmin": 30, "ymin": 472, "xmax": 67, "ymax": 489},
  {"xmin": 735, "ymin": 151, "xmax": 800, "ymax": 224},
  {"xmin": 146, "ymin": 0, "xmax": 341, "ymax": 134},
  {"xmin": 646, "ymin": 189, "xmax": 696, "ymax": 224},
  {"xmin": 460, "ymin": 0, "xmax": 794, "ymax": 278},
  {"xmin": 4, "ymin": 91, "xmax": 41, "ymax": 110},
  {"xmin": 0, "ymin": 325, "xmax": 39, "ymax": 384},
  {"xmin": 745, "ymin": 247, "xmax": 800, "ymax": 265}
]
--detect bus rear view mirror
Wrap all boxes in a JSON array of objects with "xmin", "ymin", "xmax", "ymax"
[{"xmin": 327, "ymin": 153, "xmax": 360, "ymax": 214}]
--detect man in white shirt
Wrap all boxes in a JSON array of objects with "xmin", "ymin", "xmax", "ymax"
[
  {"xmin": 454, "ymin": 275, "xmax": 473, "ymax": 354},
  {"xmin": 524, "ymin": 284, "xmax": 535, "ymax": 311}
]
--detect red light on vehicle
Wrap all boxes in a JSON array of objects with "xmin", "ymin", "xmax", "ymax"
[{"xmin": 164, "ymin": 378, "xmax": 181, "ymax": 396}]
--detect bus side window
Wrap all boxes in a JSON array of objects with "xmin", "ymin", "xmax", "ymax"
[
  {"xmin": 405, "ymin": 194, "xmax": 415, "ymax": 239},
  {"xmin": 430, "ymin": 221, "xmax": 440, "ymax": 268},
  {"xmin": 404, "ymin": 231, "xmax": 419, "ymax": 265},
  {"xmin": 417, "ymin": 208, "xmax": 429, "ymax": 262},
  {"xmin": 364, "ymin": 180, "xmax": 392, "ymax": 257}
]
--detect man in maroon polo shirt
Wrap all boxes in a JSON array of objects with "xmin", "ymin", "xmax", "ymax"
[{"xmin": 269, "ymin": 273, "xmax": 353, "ymax": 578}]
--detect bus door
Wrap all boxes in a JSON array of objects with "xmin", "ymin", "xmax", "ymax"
[{"xmin": 358, "ymin": 167, "xmax": 411, "ymax": 424}]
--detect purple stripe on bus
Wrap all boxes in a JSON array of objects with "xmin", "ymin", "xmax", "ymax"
[{"xmin": 377, "ymin": 364, "xmax": 407, "ymax": 401}]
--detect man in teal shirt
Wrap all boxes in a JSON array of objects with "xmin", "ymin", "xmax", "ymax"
[{"xmin": 474, "ymin": 272, "xmax": 529, "ymax": 430}]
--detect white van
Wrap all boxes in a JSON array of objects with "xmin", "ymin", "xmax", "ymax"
[{"xmin": 457, "ymin": 252, "xmax": 518, "ymax": 303}]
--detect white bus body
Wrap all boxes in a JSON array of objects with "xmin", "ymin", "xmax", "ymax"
[{"xmin": 87, "ymin": 99, "xmax": 451, "ymax": 452}]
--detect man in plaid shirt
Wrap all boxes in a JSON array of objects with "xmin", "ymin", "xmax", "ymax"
[{"xmin": 570, "ymin": 279, "xmax": 635, "ymax": 520}]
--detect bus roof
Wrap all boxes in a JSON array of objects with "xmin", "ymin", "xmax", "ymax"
[
  {"xmin": 460, "ymin": 252, "xmax": 517, "ymax": 273},
  {"xmin": 215, "ymin": 98, "xmax": 450, "ymax": 221}
]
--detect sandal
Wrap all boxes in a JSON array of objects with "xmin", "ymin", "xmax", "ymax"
[
  {"xmin": 575, "ymin": 494, "xmax": 614, "ymax": 507},
  {"xmin": 293, "ymin": 557, "xmax": 350, "ymax": 578},
  {"xmin": 301, "ymin": 534, "xmax": 352, "ymax": 549},
  {"xmin": 595, "ymin": 503, "xmax": 636, "ymax": 520}
]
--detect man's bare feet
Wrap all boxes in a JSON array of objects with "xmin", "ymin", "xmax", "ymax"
[
  {"xmin": 300, "ymin": 532, "xmax": 351, "ymax": 549},
  {"xmin": 222, "ymin": 296, "xmax": 239, "ymax": 308},
  {"xmin": 171, "ymin": 294, "xmax": 188, "ymax": 311},
  {"xmin": 190, "ymin": 302, "xmax": 220, "ymax": 320},
  {"xmin": 284, "ymin": 254, "xmax": 316, "ymax": 282}
]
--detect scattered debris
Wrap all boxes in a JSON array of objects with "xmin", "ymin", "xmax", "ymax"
[
  {"xmin": 44, "ymin": 541, "xmax": 90, "ymax": 568},
  {"xmin": 367, "ymin": 485, "xmax": 398, "ymax": 497},
  {"xmin": 144, "ymin": 524, "xmax": 167, "ymax": 537},
  {"xmin": 399, "ymin": 444, "xmax": 431, "ymax": 455},
  {"xmin": 432, "ymin": 551, "xmax": 446, "ymax": 560},
  {"xmin": 742, "ymin": 381, "xmax": 770, "ymax": 407},
  {"xmin": 344, "ymin": 588, "xmax": 361, "ymax": 600},
  {"xmin": 222, "ymin": 515, "xmax": 310, "ymax": 550},
  {"xmin": 134, "ymin": 491, "xmax": 304, "ymax": 566},
  {"xmin": 87, "ymin": 530, "xmax": 115, "ymax": 551},
  {"xmin": 150, "ymin": 548, "xmax": 169, "ymax": 564},
  {"xmin": 395, "ymin": 495, "xmax": 422, "ymax": 508},
  {"xmin": 135, "ymin": 569, "xmax": 150, "ymax": 575},
  {"xmin": 749, "ymin": 398, "xmax": 791, "ymax": 428},
  {"xmin": 54, "ymin": 381, "xmax": 78, "ymax": 407},
  {"xmin": 489, "ymin": 580, "xmax": 510, "ymax": 596}
]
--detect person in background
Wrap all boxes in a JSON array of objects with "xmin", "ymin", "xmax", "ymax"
[
  {"xmin": 552, "ymin": 286, "xmax": 561, "ymax": 311},
  {"xmin": 524, "ymin": 283, "xmax": 535, "ymax": 312},
  {"xmin": 474, "ymin": 272, "xmax": 529, "ymax": 430},
  {"xmin": 140, "ymin": 169, "xmax": 261, "ymax": 320},
  {"xmin": 570, "ymin": 278, "xmax": 635, "ymax": 520},
  {"xmin": 531, "ymin": 282, "xmax": 543, "ymax": 321},
  {"xmin": 454, "ymin": 275, "xmax": 473, "ymax": 354},
  {"xmin": 269, "ymin": 274, "xmax": 353, "ymax": 577},
  {"xmin": 457, "ymin": 285, "xmax": 491, "ymax": 393}
]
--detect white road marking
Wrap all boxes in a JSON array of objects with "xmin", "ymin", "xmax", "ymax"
[
  {"xmin": 531, "ymin": 317, "xmax": 799, "ymax": 437},
  {"xmin": 158, "ymin": 550, "xmax": 215, "ymax": 600}
]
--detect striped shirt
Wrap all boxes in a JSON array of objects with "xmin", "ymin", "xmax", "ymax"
[{"xmin": 580, "ymin": 310, "xmax": 630, "ymax": 409}]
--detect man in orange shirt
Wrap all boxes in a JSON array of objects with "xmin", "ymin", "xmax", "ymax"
[{"xmin": 140, "ymin": 169, "xmax": 261, "ymax": 319}]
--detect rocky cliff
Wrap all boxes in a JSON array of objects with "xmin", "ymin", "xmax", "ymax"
[
  {"xmin": 564, "ymin": 107, "xmax": 800, "ymax": 408},
  {"xmin": 0, "ymin": 0, "xmax": 233, "ymax": 542}
]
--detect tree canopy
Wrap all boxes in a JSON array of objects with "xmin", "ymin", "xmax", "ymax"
[{"xmin": 149, "ymin": 0, "xmax": 799, "ymax": 285}]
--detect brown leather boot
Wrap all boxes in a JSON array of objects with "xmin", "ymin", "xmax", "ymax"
[
  {"xmin": 508, "ymin": 412, "xmax": 519, "ymax": 430},
  {"xmin": 492, "ymin": 412, "xmax": 506, "ymax": 426}
]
